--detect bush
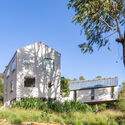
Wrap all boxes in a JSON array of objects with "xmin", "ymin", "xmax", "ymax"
[
  {"xmin": 47, "ymin": 100, "xmax": 64, "ymax": 112},
  {"xmin": 12, "ymin": 98, "xmax": 94, "ymax": 113},
  {"xmin": 12, "ymin": 98, "xmax": 111, "ymax": 113},
  {"xmin": 63, "ymin": 101, "xmax": 93, "ymax": 112},
  {"xmin": 117, "ymin": 83, "xmax": 125, "ymax": 111},
  {"xmin": 12, "ymin": 98, "xmax": 48, "ymax": 110},
  {"xmin": 8, "ymin": 114, "xmax": 22, "ymax": 124},
  {"xmin": 91, "ymin": 103, "xmax": 107, "ymax": 112},
  {"xmin": 60, "ymin": 77, "xmax": 70, "ymax": 97}
]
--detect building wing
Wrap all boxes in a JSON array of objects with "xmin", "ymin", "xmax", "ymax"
[{"xmin": 69, "ymin": 77, "xmax": 118, "ymax": 91}]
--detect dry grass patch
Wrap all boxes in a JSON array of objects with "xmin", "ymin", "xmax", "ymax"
[{"xmin": 0, "ymin": 108, "xmax": 124, "ymax": 125}]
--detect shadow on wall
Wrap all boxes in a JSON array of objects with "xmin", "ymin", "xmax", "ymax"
[{"xmin": 16, "ymin": 43, "xmax": 60, "ymax": 100}]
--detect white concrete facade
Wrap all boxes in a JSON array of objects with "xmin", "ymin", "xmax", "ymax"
[
  {"xmin": 76, "ymin": 86, "xmax": 118, "ymax": 103},
  {"xmin": 62, "ymin": 77, "xmax": 119, "ymax": 103},
  {"xmin": 4, "ymin": 42, "xmax": 61, "ymax": 106}
]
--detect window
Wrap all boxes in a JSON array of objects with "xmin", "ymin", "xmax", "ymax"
[
  {"xmin": 10, "ymin": 81, "xmax": 14, "ymax": 92},
  {"xmin": 43, "ymin": 58, "xmax": 54, "ymax": 74},
  {"xmin": 48, "ymin": 82, "xmax": 52, "ymax": 88},
  {"xmin": 91, "ymin": 89, "xmax": 95, "ymax": 100},
  {"xmin": 24, "ymin": 76, "xmax": 35, "ymax": 87}
]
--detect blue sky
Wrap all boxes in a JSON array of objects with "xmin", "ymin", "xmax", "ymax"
[{"xmin": 0, "ymin": 0, "xmax": 125, "ymax": 83}]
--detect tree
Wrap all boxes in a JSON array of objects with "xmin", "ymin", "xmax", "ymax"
[
  {"xmin": 68, "ymin": 0, "xmax": 125, "ymax": 66},
  {"xmin": 0, "ymin": 78, "xmax": 3, "ymax": 102},
  {"xmin": 117, "ymin": 82, "xmax": 125, "ymax": 111},
  {"xmin": 95, "ymin": 76, "xmax": 102, "ymax": 79},
  {"xmin": 73, "ymin": 78, "xmax": 77, "ymax": 81},
  {"xmin": 79, "ymin": 75, "xmax": 85, "ymax": 80},
  {"xmin": 60, "ymin": 77, "xmax": 70, "ymax": 97},
  {"xmin": 0, "ymin": 78, "xmax": 3, "ymax": 96}
]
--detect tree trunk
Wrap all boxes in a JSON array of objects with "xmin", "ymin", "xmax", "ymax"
[{"xmin": 116, "ymin": 32, "xmax": 125, "ymax": 67}]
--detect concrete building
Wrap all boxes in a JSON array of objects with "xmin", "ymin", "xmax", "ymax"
[
  {"xmin": 63, "ymin": 77, "xmax": 118, "ymax": 103},
  {"xmin": 4, "ymin": 42, "xmax": 61, "ymax": 106}
]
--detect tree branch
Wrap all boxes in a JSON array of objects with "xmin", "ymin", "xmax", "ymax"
[
  {"xmin": 115, "ymin": 18, "xmax": 123, "ymax": 39},
  {"xmin": 99, "ymin": 16, "xmax": 115, "ymax": 29}
]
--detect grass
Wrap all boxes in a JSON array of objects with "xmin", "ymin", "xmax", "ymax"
[{"xmin": 0, "ymin": 108, "xmax": 124, "ymax": 125}]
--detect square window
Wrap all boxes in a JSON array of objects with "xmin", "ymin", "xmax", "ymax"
[
  {"xmin": 48, "ymin": 82, "xmax": 52, "ymax": 88},
  {"xmin": 24, "ymin": 77, "xmax": 35, "ymax": 87}
]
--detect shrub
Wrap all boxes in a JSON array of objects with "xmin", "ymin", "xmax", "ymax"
[
  {"xmin": 12, "ymin": 98, "xmax": 48, "ymax": 110},
  {"xmin": 60, "ymin": 77, "xmax": 70, "ymax": 97},
  {"xmin": 91, "ymin": 103, "xmax": 107, "ymax": 112},
  {"xmin": 8, "ymin": 114, "xmax": 22, "ymax": 124},
  {"xmin": 12, "ymin": 98, "xmax": 112, "ymax": 114},
  {"xmin": 117, "ymin": 82, "xmax": 125, "ymax": 111},
  {"xmin": 47, "ymin": 100, "xmax": 93, "ymax": 113},
  {"xmin": 47, "ymin": 100, "xmax": 64, "ymax": 112},
  {"xmin": 12, "ymin": 98, "xmax": 94, "ymax": 113},
  {"xmin": 63, "ymin": 101, "xmax": 93, "ymax": 112}
]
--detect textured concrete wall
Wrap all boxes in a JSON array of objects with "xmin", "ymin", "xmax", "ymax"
[
  {"xmin": 16, "ymin": 42, "xmax": 61, "ymax": 100},
  {"xmin": 4, "ymin": 42, "xmax": 61, "ymax": 106},
  {"xmin": 67, "ymin": 87, "xmax": 118, "ymax": 103},
  {"xmin": 4, "ymin": 53, "xmax": 17, "ymax": 106},
  {"xmin": 94, "ymin": 87, "xmax": 112, "ymax": 101},
  {"xmin": 77, "ymin": 89, "xmax": 91, "ymax": 102}
]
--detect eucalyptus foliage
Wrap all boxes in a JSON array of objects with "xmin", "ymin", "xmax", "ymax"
[{"xmin": 68, "ymin": 0, "xmax": 125, "ymax": 65}]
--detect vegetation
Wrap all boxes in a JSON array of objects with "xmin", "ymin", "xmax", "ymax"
[
  {"xmin": 0, "ymin": 94, "xmax": 124, "ymax": 124},
  {"xmin": 0, "ymin": 78, "xmax": 3, "ymax": 104},
  {"xmin": 95, "ymin": 76, "xmax": 102, "ymax": 79},
  {"xmin": 60, "ymin": 77, "xmax": 70, "ymax": 97},
  {"xmin": 0, "ymin": 107, "xmax": 124, "ymax": 125},
  {"xmin": 79, "ymin": 75, "xmax": 85, "ymax": 81},
  {"xmin": 12, "ymin": 98, "xmax": 97, "ymax": 113},
  {"xmin": 0, "ymin": 76, "xmax": 125, "ymax": 124},
  {"xmin": 68, "ymin": 0, "xmax": 125, "ymax": 66},
  {"xmin": 117, "ymin": 82, "xmax": 125, "ymax": 111},
  {"xmin": 0, "ymin": 78, "xmax": 3, "ymax": 97}
]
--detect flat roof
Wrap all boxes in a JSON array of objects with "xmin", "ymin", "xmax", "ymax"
[{"xmin": 69, "ymin": 77, "xmax": 118, "ymax": 90}]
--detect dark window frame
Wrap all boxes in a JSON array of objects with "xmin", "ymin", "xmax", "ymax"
[
  {"xmin": 48, "ymin": 81, "xmax": 52, "ymax": 88},
  {"xmin": 24, "ymin": 76, "xmax": 35, "ymax": 87},
  {"xmin": 10, "ymin": 81, "xmax": 14, "ymax": 93}
]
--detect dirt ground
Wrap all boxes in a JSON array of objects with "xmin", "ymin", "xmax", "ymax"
[
  {"xmin": 22, "ymin": 122, "xmax": 60, "ymax": 125},
  {"xmin": 0, "ymin": 119, "xmax": 60, "ymax": 125}
]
